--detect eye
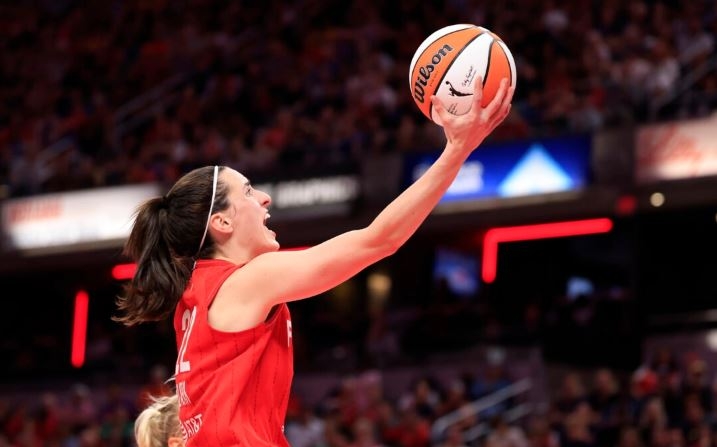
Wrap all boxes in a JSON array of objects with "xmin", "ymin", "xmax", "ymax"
[{"xmin": 245, "ymin": 186, "xmax": 253, "ymax": 196}]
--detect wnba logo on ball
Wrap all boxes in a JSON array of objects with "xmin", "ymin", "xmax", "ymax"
[{"xmin": 412, "ymin": 44, "xmax": 454, "ymax": 104}]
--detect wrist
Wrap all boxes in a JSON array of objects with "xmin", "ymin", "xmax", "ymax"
[
  {"xmin": 444, "ymin": 141, "xmax": 471, "ymax": 157},
  {"xmin": 442, "ymin": 143, "xmax": 472, "ymax": 164}
]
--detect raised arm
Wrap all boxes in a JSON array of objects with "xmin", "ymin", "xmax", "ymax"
[
  {"xmin": 213, "ymin": 79, "xmax": 514, "ymax": 329},
  {"xmin": 359, "ymin": 78, "xmax": 513, "ymax": 254}
]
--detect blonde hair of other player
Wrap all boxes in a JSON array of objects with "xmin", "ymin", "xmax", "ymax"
[{"xmin": 134, "ymin": 394, "xmax": 184, "ymax": 447}]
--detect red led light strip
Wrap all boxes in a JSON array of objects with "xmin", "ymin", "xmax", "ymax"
[
  {"xmin": 482, "ymin": 218, "xmax": 613, "ymax": 283},
  {"xmin": 71, "ymin": 290, "xmax": 89, "ymax": 368},
  {"xmin": 111, "ymin": 263, "xmax": 136, "ymax": 280}
]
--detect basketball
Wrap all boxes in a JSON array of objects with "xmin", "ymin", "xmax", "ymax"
[{"xmin": 409, "ymin": 24, "xmax": 517, "ymax": 125}]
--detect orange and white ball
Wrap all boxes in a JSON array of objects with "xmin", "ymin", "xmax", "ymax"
[{"xmin": 409, "ymin": 24, "xmax": 517, "ymax": 125}]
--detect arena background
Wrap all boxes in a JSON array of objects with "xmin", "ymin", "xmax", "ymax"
[{"xmin": 1, "ymin": 1, "xmax": 717, "ymax": 446}]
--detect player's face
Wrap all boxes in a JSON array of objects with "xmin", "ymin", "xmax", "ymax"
[{"xmin": 221, "ymin": 169, "xmax": 280, "ymax": 258}]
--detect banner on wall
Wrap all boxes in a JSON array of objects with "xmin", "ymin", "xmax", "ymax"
[
  {"xmin": 636, "ymin": 115, "xmax": 717, "ymax": 184},
  {"xmin": 254, "ymin": 174, "xmax": 360, "ymax": 220},
  {"xmin": 404, "ymin": 134, "xmax": 592, "ymax": 203},
  {"xmin": 2, "ymin": 184, "xmax": 161, "ymax": 253}
]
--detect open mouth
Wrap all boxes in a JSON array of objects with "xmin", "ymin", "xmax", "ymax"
[{"xmin": 264, "ymin": 213, "xmax": 275, "ymax": 236}]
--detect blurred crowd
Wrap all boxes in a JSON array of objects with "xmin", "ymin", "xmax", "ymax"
[
  {"xmin": 0, "ymin": 365, "xmax": 173, "ymax": 447},
  {"xmin": 283, "ymin": 348, "xmax": 717, "ymax": 447},
  {"xmin": 1, "ymin": 0, "xmax": 716, "ymax": 198},
  {"xmin": 3, "ymin": 348, "xmax": 717, "ymax": 447},
  {"xmin": 534, "ymin": 351, "xmax": 717, "ymax": 447}
]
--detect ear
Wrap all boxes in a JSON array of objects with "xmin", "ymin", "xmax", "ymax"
[
  {"xmin": 208, "ymin": 212, "xmax": 233, "ymax": 236},
  {"xmin": 167, "ymin": 436, "xmax": 184, "ymax": 447}
]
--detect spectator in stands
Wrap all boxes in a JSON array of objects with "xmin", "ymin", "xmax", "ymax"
[
  {"xmin": 2, "ymin": 403, "xmax": 32, "ymax": 446},
  {"xmin": 681, "ymin": 357, "xmax": 712, "ymax": 415},
  {"xmin": 627, "ymin": 367, "xmax": 660, "ymax": 428},
  {"xmin": 637, "ymin": 396, "xmax": 668, "ymax": 446},
  {"xmin": 66, "ymin": 384, "xmax": 97, "ymax": 434},
  {"xmin": 387, "ymin": 405, "xmax": 431, "ymax": 447},
  {"xmin": 27, "ymin": 392, "xmax": 61, "ymax": 445},
  {"xmin": 680, "ymin": 393, "xmax": 710, "ymax": 447},
  {"xmin": 398, "ymin": 377, "xmax": 440, "ymax": 420},
  {"xmin": 675, "ymin": 14, "xmax": 714, "ymax": 69},
  {"xmin": 437, "ymin": 425, "xmax": 469, "ymax": 447},
  {"xmin": 471, "ymin": 352, "xmax": 513, "ymax": 404},
  {"xmin": 617, "ymin": 426, "xmax": 644, "ymax": 447},
  {"xmin": 349, "ymin": 416, "xmax": 383, "ymax": 447},
  {"xmin": 285, "ymin": 398, "xmax": 326, "ymax": 447},
  {"xmin": 100, "ymin": 403, "xmax": 134, "ymax": 447},
  {"xmin": 588, "ymin": 368, "xmax": 623, "ymax": 447},
  {"xmin": 435, "ymin": 379, "xmax": 470, "ymax": 419},
  {"xmin": 100, "ymin": 384, "xmax": 137, "ymax": 426},
  {"xmin": 552, "ymin": 372, "xmax": 589, "ymax": 424},
  {"xmin": 485, "ymin": 413, "xmax": 529, "ymax": 447},
  {"xmin": 525, "ymin": 415, "xmax": 560, "ymax": 447},
  {"xmin": 353, "ymin": 370, "xmax": 389, "ymax": 425},
  {"xmin": 372, "ymin": 400, "xmax": 401, "ymax": 446},
  {"xmin": 560, "ymin": 402, "xmax": 596, "ymax": 447},
  {"xmin": 644, "ymin": 39, "xmax": 680, "ymax": 98},
  {"xmin": 648, "ymin": 426, "xmax": 678, "ymax": 447},
  {"xmin": 649, "ymin": 349, "xmax": 680, "ymax": 387},
  {"xmin": 329, "ymin": 376, "xmax": 361, "ymax": 432}
]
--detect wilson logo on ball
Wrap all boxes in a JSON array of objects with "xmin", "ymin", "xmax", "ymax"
[{"xmin": 412, "ymin": 44, "xmax": 454, "ymax": 104}]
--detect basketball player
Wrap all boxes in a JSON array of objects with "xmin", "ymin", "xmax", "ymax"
[
  {"xmin": 116, "ymin": 78, "xmax": 514, "ymax": 446},
  {"xmin": 134, "ymin": 394, "xmax": 184, "ymax": 447}
]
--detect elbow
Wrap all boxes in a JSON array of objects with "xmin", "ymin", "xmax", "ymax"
[
  {"xmin": 384, "ymin": 238, "xmax": 402, "ymax": 256},
  {"xmin": 372, "ymin": 241, "xmax": 401, "ymax": 261},
  {"xmin": 359, "ymin": 228, "xmax": 402, "ymax": 259}
]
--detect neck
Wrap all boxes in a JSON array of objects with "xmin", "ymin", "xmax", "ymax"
[{"xmin": 212, "ymin": 244, "xmax": 253, "ymax": 266}]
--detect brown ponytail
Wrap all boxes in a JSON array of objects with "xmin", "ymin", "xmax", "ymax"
[{"xmin": 115, "ymin": 166, "xmax": 228, "ymax": 325}]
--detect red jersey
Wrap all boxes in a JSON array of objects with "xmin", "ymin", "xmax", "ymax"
[{"xmin": 173, "ymin": 259, "xmax": 294, "ymax": 446}]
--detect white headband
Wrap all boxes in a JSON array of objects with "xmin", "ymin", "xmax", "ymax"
[{"xmin": 196, "ymin": 165, "xmax": 218, "ymax": 255}]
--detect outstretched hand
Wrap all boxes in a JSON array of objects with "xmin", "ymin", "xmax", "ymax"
[{"xmin": 431, "ymin": 77, "xmax": 514, "ymax": 154}]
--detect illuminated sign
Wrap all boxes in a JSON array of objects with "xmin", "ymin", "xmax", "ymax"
[
  {"xmin": 405, "ymin": 135, "xmax": 591, "ymax": 202},
  {"xmin": 636, "ymin": 115, "xmax": 717, "ymax": 183},
  {"xmin": 255, "ymin": 175, "xmax": 360, "ymax": 219},
  {"xmin": 1, "ymin": 184, "xmax": 161, "ymax": 252}
]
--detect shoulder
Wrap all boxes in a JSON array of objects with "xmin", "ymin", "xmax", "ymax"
[
  {"xmin": 219, "ymin": 253, "xmax": 280, "ymax": 298},
  {"xmin": 208, "ymin": 261, "xmax": 281, "ymax": 332}
]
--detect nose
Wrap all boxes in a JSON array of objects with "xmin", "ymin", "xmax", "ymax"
[{"xmin": 257, "ymin": 189, "xmax": 272, "ymax": 207}]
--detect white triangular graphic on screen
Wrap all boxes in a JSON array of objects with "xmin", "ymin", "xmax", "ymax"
[{"xmin": 498, "ymin": 144, "xmax": 574, "ymax": 197}]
